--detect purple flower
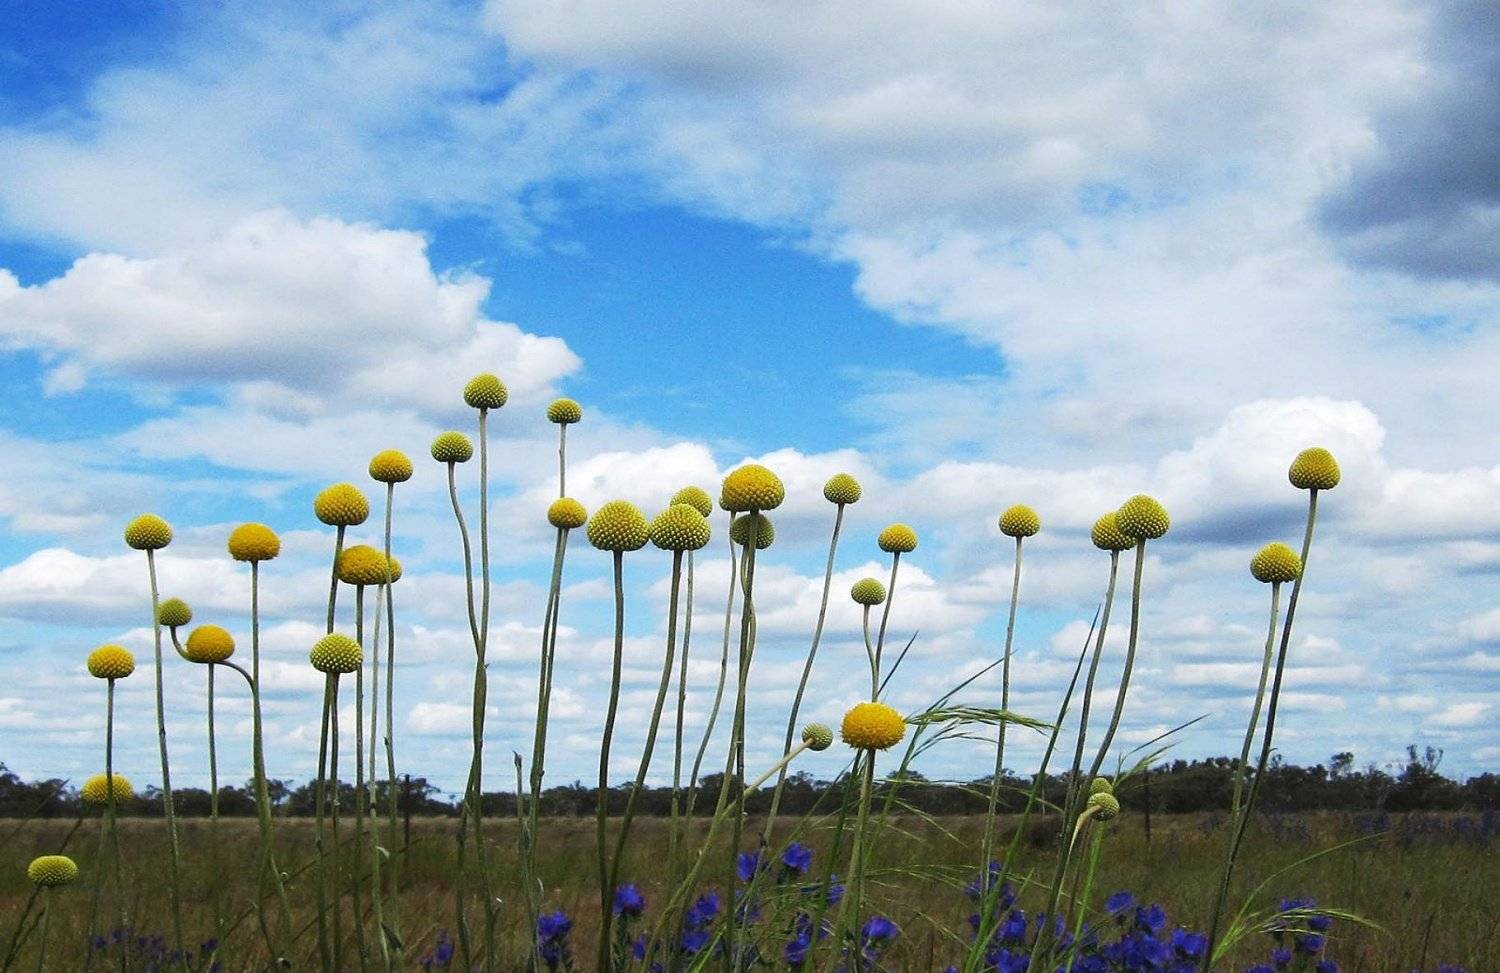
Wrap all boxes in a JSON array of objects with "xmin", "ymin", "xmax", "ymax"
[
  {"xmin": 781, "ymin": 841, "xmax": 813, "ymax": 876},
  {"xmin": 1105, "ymin": 890, "xmax": 1136, "ymax": 915},
  {"xmin": 613, "ymin": 884, "xmax": 646, "ymax": 919},
  {"xmin": 736, "ymin": 851, "xmax": 761, "ymax": 882}
]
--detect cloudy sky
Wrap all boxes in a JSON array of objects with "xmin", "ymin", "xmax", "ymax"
[{"xmin": 2, "ymin": 1, "xmax": 1497, "ymax": 799}]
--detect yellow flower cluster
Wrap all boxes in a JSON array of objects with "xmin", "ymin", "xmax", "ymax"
[
  {"xmin": 228, "ymin": 523, "xmax": 281, "ymax": 562},
  {"xmin": 185, "ymin": 625, "xmax": 235, "ymax": 664},
  {"xmin": 548, "ymin": 497, "xmax": 588, "ymax": 530},
  {"xmin": 1289, "ymin": 446, "xmax": 1341, "ymax": 491},
  {"xmin": 157, "ymin": 598, "xmax": 193, "ymax": 628},
  {"xmin": 999, "ymin": 504, "xmax": 1041, "ymax": 539},
  {"xmin": 649, "ymin": 504, "xmax": 713, "ymax": 552},
  {"xmin": 463, "ymin": 373, "xmax": 509, "ymax": 410},
  {"xmin": 81, "ymin": 773, "xmax": 134, "ymax": 806},
  {"xmin": 729, "ymin": 513, "xmax": 774, "ymax": 550},
  {"xmin": 801, "ymin": 723, "xmax": 834, "ymax": 751},
  {"xmin": 337, "ymin": 545, "xmax": 398, "ymax": 586},
  {"xmin": 369, "ymin": 449, "xmax": 414, "ymax": 484},
  {"xmin": 314, "ymin": 483, "xmax": 370, "ymax": 527},
  {"xmin": 840, "ymin": 701, "xmax": 906, "ymax": 751},
  {"xmin": 822, "ymin": 472, "xmax": 862, "ymax": 506},
  {"xmin": 1087, "ymin": 791, "xmax": 1121, "ymax": 820},
  {"xmin": 670, "ymin": 486, "xmax": 713, "ymax": 518},
  {"xmin": 431, "ymin": 431, "xmax": 474, "ymax": 464},
  {"xmin": 850, "ymin": 577, "xmax": 887, "ymax": 606},
  {"xmin": 124, "ymin": 514, "xmax": 172, "ymax": 551},
  {"xmin": 87, "ymin": 645, "xmax": 135, "ymax": 680},
  {"xmin": 1116, "ymin": 495, "xmax": 1170, "ymax": 541},
  {"xmin": 547, "ymin": 397, "xmax": 583, "ymax": 424},
  {"xmin": 310, "ymin": 633, "xmax": 362, "ymax": 674},
  {"xmin": 720, "ymin": 464, "xmax": 785, "ymax": 513},
  {"xmin": 27, "ymin": 855, "xmax": 78, "ymax": 888},
  {"xmin": 1250, "ymin": 542, "xmax": 1302, "ymax": 584},
  {"xmin": 878, "ymin": 523, "xmax": 918, "ymax": 554},
  {"xmin": 587, "ymin": 500, "xmax": 650, "ymax": 552},
  {"xmin": 1090, "ymin": 512, "xmax": 1134, "ymax": 553}
]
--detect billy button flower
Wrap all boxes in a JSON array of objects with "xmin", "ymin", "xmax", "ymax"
[
  {"xmin": 877, "ymin": 523, "xmax": 918, "ymax": 554},
  {"xmin": 430, "ymin": 431, "xmax": 474, "ymax": 464},
  {"xmin": 823, "ymin": 472, "xmax": 862, "ymax": 506},
  {"xmin": 87, "ymin": 645, "xmax": 135, "ymax": 680},
  {"xmin": 998, "ymin": 504, "xmax": 1041, "ymax": 539},
  {"xmin": 369, "ymin": 448, "xmax": 414, "ymax": 484},
  {"xmin": 157, "ymin": 597, "xmax": 193, "ymax": 629},
  {"xmin": 1288, "ymin": 447, "xmax": 1341, "ymax": 491},
  {"xmin": 663, "ymin": 484, "xmax": 714, "ymax": 890},
  {"xmin": 81, "ymin": 773, "xmax": 133, "ymax": 806},
  {"xmin": 801, "ymin": 723, "xmax": 834, "ymax": 752},
  {"xmin": 228, "ymin": 523, "xmax": 281, "ymax": 562},
  {"xmin": 310, "ymin": 632, "xmax": 362, "ymax": 970},
  {"xmin": 548, "ymin": 399, "xmax": 580, "ymax": 501},
  {"xmin": 729, "ymin": 512, "xmax": 775, "ymax": 550},
  {"xmin": 851, "ymin": 578, "xmax": 886, "ymax": 606},
  {"xmin": 311, "ymin": 634, "xmax": 362, "ymax": 674},
  {"xmin": 587, "ymin": 501, "xmax": 650, "ymax": 552},
  {"xmin": 1091, "ymin": 512, "xmax": 1134, "ymax": 553},
  {"xmin": 650, "ymin": 504, "xmax": 713, "ymax": 553},
  {"xmin": 337, "ymin": 545, "xmax": 397, "ymax": 587},
  {"xmin": 183, "ymin": 625, "xmax": 235, "ymax": 664},
  {"xmin": 671, "ymin": 485, "xmax": 713, "ymax": 518},
  {"xmin": 123, "ymin": 514, "xmax": 172, "ymax": 551},
  {"xmin": 837, "ymin": 701, "xmax": 907, "ymax": 944},
  {"xmin": 869, "ymin": 523, "xmax": 918, "ymax": 701},
  {"xmin": 315, "ymin": 483, "xmax": 370, "ymax": 528},
  {"xmin": 463, "ymin": 373, "xmax": 508, "ymax": 411},
  {"xmin": 1251, "ymin": 542, "xmax": 1302, "ymax": 584},
  {"xmin": 546, "ymin": 397, "xmax": 582, "ymax": 425},
  {"xmin": 840, "ymin": 702, "xmax": 906, "ymax": 752},
  {"xmin": 719, "ymin": 463, "xmax": 785, "ymax": 513},
  {"xmin": 548, "ymin": 498, "xmax": 588, "ymax": 530},
  {"xmin": 27, "ymin": 854, "xmax": 78, "ymax": 970},
  {"xmin": 86, "ymin": 641, "xmax": 134, "ymax": 951}
]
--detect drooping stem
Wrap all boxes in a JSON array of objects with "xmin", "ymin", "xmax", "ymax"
[
  {"xmin": 596, "ymin": 550, "xmax": 628, "ymax": 973},
  {"xmin": 1062, "ymin": 552, "xmax": 1120, "ymax": 826},
  {"xmin": 145, "ymin": 549, "xmax": 188, "ymax": 971},
  {"xmin": 981, "ymin": 536, "xmax": 1025, "ymax": 879}
]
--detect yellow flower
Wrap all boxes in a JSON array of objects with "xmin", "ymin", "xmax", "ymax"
[
  {"xmin": 310, "ymin": 633, "xmax": 362, "ymax": 674},
  {"xmin": 81, "ymin": 773, "xmax": 133, "ymax": 806},
  {"xmin": 1115, "ymin": 495, "xmax": 1170, "ymax": 541},
  {"xmin": 463, "ymin": 373, "xmax": 509, "ymax": 410},
  {"xmin": 801, "ymin": 723, "xmax": 834, "ymax": 751},
  {"xmin": 1089, "ymin": 776, "xmax": 1113, "ymax": 795},
  {"xmin": 547, "ymin": 497, "xmax": 588, "ymax": 530},
  {"xmin": 184, "ymin": 625, "xmax": 235, "ymax": 664},
  {"xmin": 314, "ymin": 483, "xmax": 370, "ymax": 527},
  {"xmin": 123, "ymin": 514, "xmax": 172, "ymax": 551},
  {"xmin": 670, "ymin": 486, "xmax": 713, "ymax": 518},
  {"xmin": 1250, "ymin": 542, "xmax": 1302, "ymax": 584},
  {"xmin": 878, "ymin": 523, "xmax": 918, "ymax": 554},
  {"xmin": 840, "ymin": 701, "xmax": 906, "ymax": 751},
  {"xmin": 1090, "ymin": 512, "xmax": 1134, "ymax": 552},
  {"xmin": 431, "ymin": 431, "xmax": 474, "ymax": 464},
  {"xmin": 1288, "ymin": 446, "xmax": 1341, "ymax": 491},
  {"xmin": 369, "ymin": 449, "xmax": 414, "ymax": 484},
  {"xmin": 228, "ymin": 523, "xmax": 281, "ymax": 562},
  {"xmin": 729, "ymin": 513, "xmax": 774, "ymax": 550},
  {"xmin": 87, "ymin": 645, "xmax": 135, "ymax": 680},
  {"xmin": 823, "ymin": 473, "xmax": 862, "ymax": 506},
  {"xmin": 156, "ymin": 598, "xmax": 193, "ymax": 628},
  {"xmin": 27, "ymin": 855, "xmax": 78, "ymax": 888},
  {"xmin": 1086, "ymin": 791, "xmax": 1120, "ymax": 820},
  {"xmin": 999, "ymin": 504, "xmax": 1041, "ymax": 539},
  {"xmin": 650, "ymin": 503, "xmax": 713, "ymax": 552},
  {"xmin": 547, "ymin": 397, "xmax": 583, "ymax": 424},
  {"xmin": 586, "ymin": 500, "xmax": 650, "ymax": 552},
  {"xmin": 719, "ymin": 464, "xmax": 785, "ymax": 513},
  {"xmin": 337, "ymin": 544, "xmax": 397, "ymax": 586},
  {"xmin": 850, "ymin": 577, "xmax": 887, "ymax": 606}
]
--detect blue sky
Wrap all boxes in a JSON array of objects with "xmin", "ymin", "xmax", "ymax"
[{"xmin": 2, "ymin": 0, "xmax": 1498, "ymax": 799}]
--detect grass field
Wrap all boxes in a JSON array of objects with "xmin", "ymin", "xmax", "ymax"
[{"xmin": 3, "ymin": 812, "xmax": 1494, "ymax": 971}]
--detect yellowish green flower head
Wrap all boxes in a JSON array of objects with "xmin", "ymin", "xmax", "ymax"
[
  {"xmin": 1090, "ymin": 512, "xmax": 1134, "ymax": 552},
  {"xmin": 27, "ymin": 855, "xmax": 78, "ymax": 888},
  {"xmin": 670, "ymin": 485, "xmax": 713, "ymax": 518},
  {"xmin": 87, "ymin": 644, "xmax": 135, "ymax": 680},
  {"xmin": 729, "ymin": 513, "xmax": 775, "ymax": 550},
  {"xmin": 1116, "ymin": 495, "xmax": 1170, "ymax": 541},
  {"xmin": 310, "ymin": 633, "xmax": 362, "ymax": 674},
  {"xmin": 801, "ymin": 723, "xmax": 834, "ymax": 751},
  {"xmin": 81, "ymin": 773, "xmax": 133, "ymax": 806},
  {"xmin": 822, "ymin": 472, "xmax": 862, "ymax": 506},
  {"xmin": 546, "ymin": 397, "xmax": 583, "ymax": 424},
  {"xmin": 1090, "ymin": 776, "xmax": 1113, "ymax": 795},
  {"xmin": 387, "ymin": 556, "xmax": 403, "ymax": 583},
  {"xmin": 1250, "ymin": 542, "xmax": 1302, "ymax": 584},
  {"xmin": 314, "ymin": 483, "xmax": 370, "ymax": 527},
  {"xmin": 548, "ymin": 497, "xmax": 588, "ymax": 530},
  {"xmin": 1087, "ymin": 791, "xmax": 1121, "ymax": 820},
  {"xmin": 586, "ymin": 500, "xmax": 650, "ymax": 552},
  {"xmin": 850, "ymin": 577, "xmax": 887, "ymax": 607},
  {"xmin": 184, "ymin": 625, "xmax": 235, "ymax": 664},
  {"xmin": 878, "ymin": 523, "xmax": 918, "ymax": 554},
  {"xmin": 227, "ymin": 523, "xmax": 281, "ymax": 562},
  {"xmin": 124, "ymin": 514, "xmax": 172, "ymax": 551},
  {"xmin": 430, "ymin": 431, "xmax": 474, "ymax": 464},
  {"xmin": 369, "ymin": 449, "xmax": 414, "ymax": 484},
  {"xmin": 463, "ymin": 373, "xmax": 509, "ymax": 410},
  {"xmin": 649, "ymin": 503, "xmax": 713, "ymax": 552},
  {"xmin": 999, "ymin": 504, "xmax": 1041, "ymax": 539},
  {"xmin": 156, "ymin": 598, "xmax": 193, "ymax": 629},
  {"xmin": 719, "ymin": 464, "xmax": 785, "ymax": 513},
  {"xmin": 337, "ymin": 544, "xmax": 397, "ymax": 586},
  {"xmin": 1288, "ymin": 446, "xmax": 1341, "ymax": 491},
  {"xmin": 840, "ymin": 701, "xmax": 906, "ymax": 751}
]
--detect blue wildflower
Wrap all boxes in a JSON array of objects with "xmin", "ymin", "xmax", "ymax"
[
  {"xmin": 736, "ymin": 851, "xmax": 761, "ymax": 882},
  {"xmin": 781, "ymin": 841, "xmax": 813, "ymax": 876},
  {"xmin": 613, "ymin": 884, "xmax": 646, "ymax": 919}
]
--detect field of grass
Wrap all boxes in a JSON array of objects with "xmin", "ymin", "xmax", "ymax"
[{"xmin": 4, "ymin": 811, "xmax": 1494, "ymax": 971}]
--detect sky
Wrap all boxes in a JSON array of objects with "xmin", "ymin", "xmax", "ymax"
[{"xmin": 1, "ymin": 0, "xmax": 1498, "ymax": 800}]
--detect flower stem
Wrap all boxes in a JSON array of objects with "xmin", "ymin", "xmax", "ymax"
[
  {"xmin": 873, "ymin": 551, "xmax": 901, "ymax": 680},
  {"xmin": 1086, "ymin": 540, "xmax": 1148, "ymax": 781},
  {"xmin": 667, "ymin": 548, "xmax": 695, "ymax": 889},
  {"xmin": 981, "ymin": 536, "xmax": 1025, "ymax": 874},
  {"xmin": 835, "ymin": 752, "xmax": 877, "ymax": 956},
  {"xmin": 1232, "ymin": 582, "xmax": 1282, "ymax": 817},
  {"xmin": 444, "ymin": 458, "xmax": 480, "ymax": 970},
  {"xmin": 1062, "ymin": 552, "xmax": 1120, "ymax": 826},
  {"xmin": 314, "ymin": 672, "xmax": 335, "ymax": 973},
  {"xmin": 475, "ymin": 408, "xmax": 496, "ymax": 973},
  {"xmin": 145, "ymin": 549, "xmax": 188, "ymax": 972},
  {"xmin": 597, "ymin": 550, "xmax": 627, "ymax": 973},
  {"xmin": 351, "ymin": 586, "xmax": 369, "ymax": 972},
  {"xmin": 723, "ymin": 514, "xmax": 761, "ymax": 969},
  {"xmin": 32, "ymin": 891, "xmax": 50, "ymax": 973},
  {"xmin": 683, "ymin": 523, "xmax": 737, "ymax": 831},
  {"xmin": 249, "ymin": 561, "xmax": 293, "ymax": 965},
  {"xmin": 524, "ymin": 525, "xmax": 569, "ymax": 970}
]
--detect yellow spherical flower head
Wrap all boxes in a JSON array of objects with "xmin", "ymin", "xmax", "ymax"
[
  {"xmin": 314, "ymin": 483, "xmax": 370, "ymax": 527},
  {"xmin": 431, "ymin": 431, "xmax": 474, "ymax": 464},
  {"xmin": 1288, "ymin": 446, "xmax": 1341, "ymax": 491},
  {"xmin": 850, "ymin": 577, "xmax": 887, "ymax": 606},
  {"xmin": 27, "ymin": 855, "xmax": 78, "ymax": 888},
  {"xmin": 310, "ymin": 633, "xmax": 362, "ymax": 674},
  {"xmin": 547, "ymin": 497, "xmax": 588, "ymax": 530},
  {"xmin": 123, "ymin": 514, "xmax": 172, "ymax": 551},
  {"xmin": 1090, "ymin": 512, "xmax": 1134, "ymax": 553},
  {"xmin": 185, "ymin": 625, "xmax": 235, "ymax": 664},
  {"xmin": 719, "ymin": 464, "xmax": 785, "ymax": 513},
  {"xmin": 228, "ymin": 523, "xmax": 281, "ymax": 562},
  {"xmin": 840, "ymin": 701, "xmax": 906, "ymax": 751},
  {"xmin": 1250, "ymin": 542, "xmax": 1302, "ymax": 584},
  {"xmin": 650, "ymin": 503, "xmax": 713, "ymax": 552},
  {"xmin": 801, "ymin": 723, "xmax": 834, "ymax": 752},
  {"xmin": 369, "ymin": 449, "xmax": 414, "ymax": 484},
  {"xmin": 87, "ymin": 644, "xmax": 135, "ymax": 680},
  {"xmin": 878, "ymin": 523, "xmax": 918, "ymax": 554},
  {"xmin": 546, "ymin": 397, "xmax": 583, "ymax": 425},
  {"xmin": 729, "ymin": 513, "xmax": 775, "ymax": 550},
  {"xmin": 1086, "ymin": 791, "xmax": 1121, "ymax": 821},
  {"xmin": 670, "ymin": 486, "xmax": 713, "ymax": 518},
  {"xmin": 337, "ymin": 544, "xmax": 396, "ymax": 586},
  {"xmin": 1115, "ymin": 495, "xmax": 1170, "ymax": 541},
  {"xmin": 156, "ymin": 598, "xmax": 193, "ymax": 629},
  {"xmin": 81, "ymin": 773, "xmax": 134, "ymax": 806},
  {"xmin": 999, "ymin": 504, "xmax": 1041, "ymax": 539},
  {"xmin": 586, "ymin": 500, "xmax": 650, "ymax": 552},
  {"xmin": 823, "ymin": 473, "xmax": 862, "ymax": 506},
  {"xmin": 463, "ymin": 373, "xmax": 509, "ymax": 410}
]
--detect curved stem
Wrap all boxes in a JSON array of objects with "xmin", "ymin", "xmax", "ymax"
[
  {"xmin": 684, "ymin": 523, "xmax": 738, "ymax": 826},
  {"xmin": 1086, "ymin": 540, "xmax": 1149, "ymax": 782},
  {"xmin": 596, "ymin": 550, "xmax": 627, "ymax": 973},
  {"xmin": 873, "ymin": 552, "xmax": 901, "ymax": 680},
  {"xmin": 1232, "ymin": 583, "xmax": 1282, "ymax": 817},
  {"xmin": 1061, "ymin": 553, "xmax": 1120, "ymax": 828},
  {"xmin": 382, "ymin": 566, "xmax": 400, "ymax": 963},
  {"xmin": 862, "ymin": 607, "xmax": 877, "ymax": 699},
  {"xmin": 145, "ymin": 550, "xmax": 188, "ymax": 972},
  {"xmin": 445, "ymin": 459, "xmax": 480, "ymax": 969},
  {"xmin": 981, "ymin": 537, "xmax": 1025, "ymax": 879}
]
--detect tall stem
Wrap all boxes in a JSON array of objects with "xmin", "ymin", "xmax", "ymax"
[
  {"xmin": 1062, "ymin": 553, "xmax": 1120, "ymax": 826},
  {"xmin": 382, "ymin": 571, "xmax": 400, "ymax": 963},
  {"xmin": 330, "ymin": 672, "xmax": 344, "ymax": 973},
  {"xmin": 1086, "ymin": 540, "xmax": 1148, "ymax": 781},
  {"xmin": 445, "ymin": 459, "xmax": 480, "ymax": 969},
  {"xmin": 668, "ymin": 549, "xmax": 695, "ymax": 888},
  {"xmin": 351, "ymin": 587, "xmax": 369, "ymax": 972},
  {"xmin": 873, "ymin": 552, "xmax": 901, "ymax": 680},
  {"xmin": 145, "ymin": 549, "xmax": 188, "ymax": 971},
  {"xmin": 684, "ymin": 524, "xmax": 737, "ymax": 827},
  {"xmin": 724, "ymin": 515, "xmax": 760, "ymax": 970},
  {"xmin": 597, "ymin": 551, "xmax": 628, "ymax": 973},
  {"xmin": 314, "ymin": 673, "xmax": 334, "ymax": 972},
  {"xmin": 524, "ymin": 526, "xmax": 568, "ymax": 971},
  {"xmin": 475, "ymin": 408, "xmax": 496, "ymax": 972},
  {"xmin": 835, "ymin": 753, "xmax": 877, "ymax": 956},
  {"xmin": 1232, "ymin": 583, "xmax": 1283, "ymax": 817},
  {"xmin": 558, "ymin": 423, "xmax": 567, "ymax": 497},
  {"xmin": 981, "ymin": 537, "xmax": 1025, "ymax": 878},
  {"xmin": 250, "ymin": 561, "xmax": 293, "ymax": 964}
]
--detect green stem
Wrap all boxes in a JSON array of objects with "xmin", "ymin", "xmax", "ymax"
[
  {"xmin": 352, "ymin": 586, "xmax": 369, "ymax": 972},
  {"xmin": 862, "ymin": 607, "xmax": 877, "ymax": 699},
  {"xmin": 1065, "ymin": 825, "xmax": 1105, "ymax": 973},
  {"xmin": 249, "ymin": 561, "xmax": 293, "ymax": 966},
  {"xmin": 684, "ymin": 524, "xmax": 737, "ymax": 831},
  {"xmin": 835, "ymin": 752, "xmax": 877, "ymax": 957},
  {"xmin": 724, "ymin": 514, "xmax": 760, "ymax": 970},
  {"xmin": 445, "ymin": 458, "xmax": 480, "ymax": 970},
  {"xmin": 668, "ymin": 549, "xmax": 695, "ymax": 890},
  {"xmin": 207, "ymin": 661, "xmax": 222, "ymax": 953},
  {"xmin": 1086, "ymin": 540, "xmax": 1148, "ymax": 781},
  {"xmin": 523, "ymin": 526, "xmax": 569, "ymax": 972},
  {"xmin": 597, "ymin": 550, "xmax": 627, "ymax": 973},
  {"xmin": 1061, "ymin": 552, "xmax": 1120, "ymax": 834},
  {"xmin": 329, "ymin": 673, "xmax": 344, "ymax": 973},
  {"xmin": 314, "ymin": 673, "xmax": 334, "ymax": 972},
  {"xmin": 981, "ymin": 537, "xmax": 1025, "ymax": 875},
  {"xmin": 476, "ymin": 405, "xmax": 496, "ymax": 973},
  {"xmin": 32, "ymin": 892, "xmax": 49, "ymax": 973},
  {"xmin": 382, "ymin": 569, "xmax": 401, "ymax": 962},
  {"xmin": 1232, "ymin": 583, "xmax": 1283, "ymax": 818},
  {"xmin": 145, "ymin": 550, "xmax": 187, "ymax": 972},
  {"xmin": 873, "ymin": 552, "xmax": 901, "ymax": 680}
]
